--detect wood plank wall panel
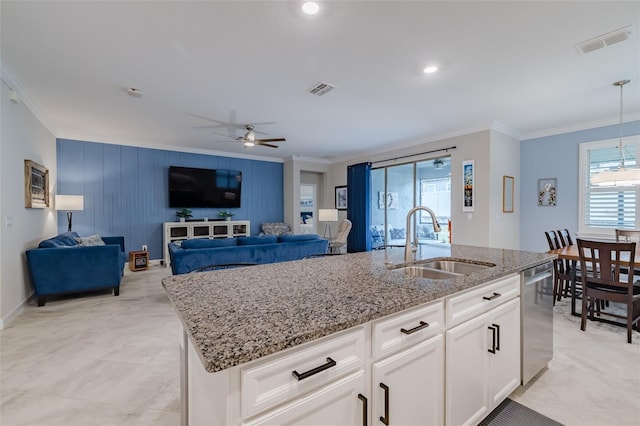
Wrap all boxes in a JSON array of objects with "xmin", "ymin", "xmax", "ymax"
[{"xmin": 56, "ymin": 139, "xmax": 284, "ymax": 261}]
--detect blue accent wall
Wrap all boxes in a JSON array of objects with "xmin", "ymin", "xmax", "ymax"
[
  {"xmin": 519, "ymin": 120, "xmax": 640, "ymax": 253},
  {"xmin": 56, "ymin": 139, "xmax": 283, "ymax": 261}
]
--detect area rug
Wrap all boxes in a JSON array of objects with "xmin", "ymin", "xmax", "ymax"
[{"xmin": 479, "ymin": 398, "xmax": 563, "ymax": 426}]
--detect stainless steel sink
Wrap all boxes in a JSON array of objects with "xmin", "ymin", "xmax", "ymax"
[
  {"xmin": 393, "ymin": 266, "xmax": 461, "ymax": 280},
  {"xmin": 417, "ymin": 260, "xmax": 493, "ymax": 275},
  {"xmin": 389, "ymin": 259, "xmax": 495, "ymax": 280}
]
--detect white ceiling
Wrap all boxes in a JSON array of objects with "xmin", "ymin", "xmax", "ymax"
[{"xmin": 2, "ymin": 1, "xmax": 639, "ymax": 162}]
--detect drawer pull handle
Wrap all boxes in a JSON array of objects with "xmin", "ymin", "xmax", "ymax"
[
  {"xmin": 400, "ymin": 321, "xmax": 429, "ymax": 335},
  {"xmin": 379, "ymin": 383, "xmax": 390, "ymax": 425},
  {"xmin": 483, "ymin": 292, "xmax": 501, "ymax": 301},
  {"xmin": 292, "ymin": 357, "xmax": 336, "ymax": 381},
  {"xmin": 358, "ymin": 393, "xmax": 368, "ymax": 426}
]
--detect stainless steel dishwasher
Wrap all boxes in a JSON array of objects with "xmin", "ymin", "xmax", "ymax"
[{"xmin": 521, "ymin": 262, "xmax": 554, "ymax": 385}]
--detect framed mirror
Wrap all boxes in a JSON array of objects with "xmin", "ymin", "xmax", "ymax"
[{"xmin": 503, "ymin": 176, "xmax": 514, "ymax": 213}]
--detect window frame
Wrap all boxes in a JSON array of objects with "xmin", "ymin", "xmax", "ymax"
[{"xmin": 578, "ymin": 136, "xmax": 640, "ymax": 239}]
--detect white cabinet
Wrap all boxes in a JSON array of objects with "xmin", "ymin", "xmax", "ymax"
[
  {"xmin": 243, "ymin": 372, "xmax": 366, "ymax": 426},
  {"xmin": 163, "ymin": 220, "xmax": 250, "ymax": 265},
  {"xmin": 182, "ymin": 274, "xmax": 524, "ymax": 426},
  {"xmin": 372, "ymin": 335, "xmax": 444, "ymax": 426},
  {"xmin": 445, "ymin": 297, "xmax": 520, "ymax": 426},
  {"xmin": 487, "ymin": 299, "xmax": 521, "ymax": 407}
]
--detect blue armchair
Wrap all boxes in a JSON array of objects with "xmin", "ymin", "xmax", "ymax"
[{"xmin": 26, "ymin": 232, "xmax": 126, "ymax": 306}]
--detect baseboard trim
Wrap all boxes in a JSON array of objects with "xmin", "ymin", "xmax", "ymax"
[{"xmin": 0, "ymin": 292, "xmax": 32, "ymax": 330}]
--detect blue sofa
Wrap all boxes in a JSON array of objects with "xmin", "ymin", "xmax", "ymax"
[
  {"xmin": 26, "ymin": 232, "xmax": 126, "ymax": 306},
  {"xmin": 168, "ymin": 234, "xmax": 329, "ymax": 275}
]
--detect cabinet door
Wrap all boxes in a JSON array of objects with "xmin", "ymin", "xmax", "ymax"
[
  {"xmin": 372, "ymin": 335, "xmax": 444, "ymax": 426},
  {"xmin": 445, "ymin": 311, "xmax": 490, "ymax": 426},
  {"xmin": 243, "ymin": 371, "xmax": 366, "ymax": 426},
  {"xmin": 487, "ymin": 298, "xmax": 520, "ymax": 406}
]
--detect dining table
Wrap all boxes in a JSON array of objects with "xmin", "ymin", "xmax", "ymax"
[{"xmin": 546, "ymin": 244, "xmax": 640, "ymax": 318}]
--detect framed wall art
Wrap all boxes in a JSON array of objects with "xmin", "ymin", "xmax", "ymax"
[
  {"xmin": 377, "ymin": 191, "xmax": 399, "ymax": 209},
  {"xmin": 335, "ymin": 186, "xmax": 347, "ymax": 210},
  {"xmin": 538, "ymin": 178, "xmax": 557, "ymax": 206},
  {"xmin": 503, "ymin": 176, "xmax": 514, "ymax": 213},
  {"xmin": 462, "ymin": 160, "xmax": 475, "ymax": 212},
  {"xmin": 24, "ymin": 159, "xmax": 49, "ymax": 208}
]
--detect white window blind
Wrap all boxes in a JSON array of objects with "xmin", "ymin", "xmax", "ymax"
[{"xmin": 579, "ymin": 137, "xmax": 640, "ymax": 237}]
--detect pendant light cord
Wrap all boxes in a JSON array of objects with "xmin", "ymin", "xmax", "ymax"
[{"xmin": 615, "ymin": 79, "xmax": 630, "ymax": 170}]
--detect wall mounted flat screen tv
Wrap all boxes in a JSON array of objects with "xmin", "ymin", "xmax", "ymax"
[{"xmin": 169, "ymin": 166, "xmax": 242, "ymax": 208}]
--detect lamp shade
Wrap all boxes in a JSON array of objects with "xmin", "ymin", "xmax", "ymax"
[
  {"xmin": 55, "ymin": 195, "xmax": 84, "ymax": 211},
  {"xmin": 318, "ymin": 208, "xmax": 338, "ymax": 222}
]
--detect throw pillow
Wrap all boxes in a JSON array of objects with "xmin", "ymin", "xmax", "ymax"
[
  {"xmin": 80, "ymin": 235, "xmax": 106, "ymax": 246},
  {"xmin": 38, "ymin": 232, "xmax": 81, "ymax": 248},
  {"xmin": 261, "ymin": 222, "xmax": 291, "ymax": 236},
  {"xmin": 389, "ymin": 228, "xmax": 406, "ymax": 240}
]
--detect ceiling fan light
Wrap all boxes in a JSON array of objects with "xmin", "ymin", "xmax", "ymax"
[{"xmin": 243, "ymin": 141, "xmax": 255, "ymax": 148}]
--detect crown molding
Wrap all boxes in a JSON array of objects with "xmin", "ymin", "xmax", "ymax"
[
  {"xmin": 0, "ymin": 65, "xmax": 58, "ymax": 136},
  {"xmin": 57, "ymin": 134, "xmax": 284, "ymax": 163},
  {"xmin": 520, "ymin": 113, "xmax": 640, "ymax": 140}
]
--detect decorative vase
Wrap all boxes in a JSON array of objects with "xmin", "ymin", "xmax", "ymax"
[
  {"xmin": 225, "ymin": 217, "xmax": 231, "ymax": 221},
  {"xmin": 179, "ymin": 217, "xmax": 185, "ymax": 222}
]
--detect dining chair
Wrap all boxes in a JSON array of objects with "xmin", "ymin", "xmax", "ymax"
[
  {"xmin": 545, "ymin": 230, "xmax": 570, "ymax": 304},
  {"xmin": 544, "ymin": 231, "xmax": 570, "ymax": 305},
  {"xmin": 576, "ymin": 239, "xmax": 640, "ymax": 343},
  {"xmin": 556, "ymin": 228, "xmax": 574, "ymax": 247},
  {"xmin": 556, "ymin": 228, "xmax": 586, "ymax": 299}
]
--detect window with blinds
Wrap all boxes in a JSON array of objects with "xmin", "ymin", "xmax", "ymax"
[{"xmin": 579, "ymin": 137, "xmax": 640, "ymax": 237}]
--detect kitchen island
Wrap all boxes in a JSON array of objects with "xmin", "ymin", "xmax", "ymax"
[{"xmin": 163, "ymin": 244, "xmax": 554, "ymax": 425}]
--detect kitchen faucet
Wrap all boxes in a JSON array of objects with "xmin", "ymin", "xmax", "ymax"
[{"xmin": 404, "ymin": 206, "xmax": 441, "ymax": 262}]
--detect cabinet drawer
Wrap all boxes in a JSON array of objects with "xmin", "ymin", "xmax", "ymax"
[
  {"xmin": 242, "ymin": 371, "xmax": 366, "ymax": 426},
  {"xmin": 241, "ymin": 328, "xmax": 366, "ymax": 418},
  {"xmin": 446, "ymin": 274, "xmax": 520, "ymax": 327},
  {"xmin": 372, "ymin": 301, "xmax": 444, "ymax": 360}
]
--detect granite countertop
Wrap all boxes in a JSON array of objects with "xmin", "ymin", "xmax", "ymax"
[{"xmin": 162, "ymin": 244, "xmax": 554, "ymax": 373}]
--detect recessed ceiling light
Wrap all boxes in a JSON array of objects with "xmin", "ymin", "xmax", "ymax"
[
  {"xmin": 302, "ymin": 2, "xmax": 320, "ymax": 16},
  {"xmin": 423, "ymin": 65, "xmax": 438, "ymax": 74}
]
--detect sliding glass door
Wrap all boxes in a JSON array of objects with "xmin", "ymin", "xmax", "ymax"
[{"xmin": 370, "ymin": 157, "xmax": 450, "ymax": 248}]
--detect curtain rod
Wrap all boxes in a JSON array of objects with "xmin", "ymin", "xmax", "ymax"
[{"xmin": 371, "ymin": 145, "xmax": 457, "ymax": 165}]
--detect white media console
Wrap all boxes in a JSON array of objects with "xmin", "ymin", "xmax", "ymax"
[{"xmin": 163, "ymin": 220, "xmax": 250, "ymax": 266}]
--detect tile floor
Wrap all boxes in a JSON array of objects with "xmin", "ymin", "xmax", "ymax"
[{"xmin": 1, "ymin": 265, "xmax": 639, "ymax": 425}]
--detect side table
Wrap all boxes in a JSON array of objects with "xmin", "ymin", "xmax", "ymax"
[{"xmin": 129, "ymin": 250, "xmax": 149, "ymax": 272}]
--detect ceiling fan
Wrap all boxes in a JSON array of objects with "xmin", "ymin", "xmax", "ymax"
[{"xmin": 227, "ymin": 124, "xmax": 286, "ymax": 149}]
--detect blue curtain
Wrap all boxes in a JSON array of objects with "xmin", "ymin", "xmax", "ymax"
[{"xmin": 347, "ymin": 162, "xmax": 372, "ymax": 252}]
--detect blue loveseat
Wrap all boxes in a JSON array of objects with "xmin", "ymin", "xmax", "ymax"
[
  {"xmin": 26, "ymin": 232, "xmax": 126, "ymax": 306},
  {"xmin": 168, "ymin": 234, "xmax": 329, "ymax": 275}
]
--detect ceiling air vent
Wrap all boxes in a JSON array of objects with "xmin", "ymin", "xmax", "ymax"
[
  {"xmin": 307, "ymin": 82, "xmax": 336, "ymax": 96},
  {"xmin": 576, "ymin": 25, "xmax": 631, "ymax": 54}
]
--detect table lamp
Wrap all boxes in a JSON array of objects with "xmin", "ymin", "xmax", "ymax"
[
  {"xmin": 55, "ymin": 195, "xmax": 84, "ymax": 232},
  {"xmin": 318, "ymin": 208, "xmax": 338, "ymax": 238}
]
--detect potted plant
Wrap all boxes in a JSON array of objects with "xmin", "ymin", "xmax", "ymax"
[
  {"xmin": 218, "ymin": 210, "xmax": 234, "ymax": 221},
  {"xmin": 176, "ymin": 208, "xmax": 193, "ymax": 222}
]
